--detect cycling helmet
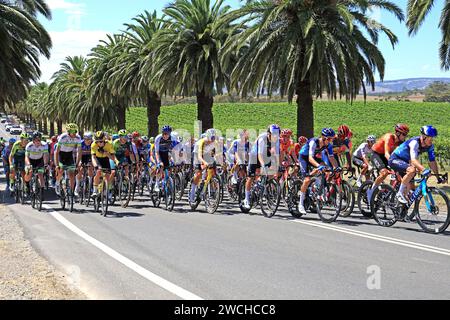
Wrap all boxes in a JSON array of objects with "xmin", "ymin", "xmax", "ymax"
[
  {"xmin": 268, "ymin": 124, "xmax": 281, "ymax": 135},
  {"xmin": 298, "ymin": 136, "xmax": 308, "ymax": 144},
  {"xmin": 20, "ymin": 132, "xmax": 29, "ymax": 140},
  {"xmin": 84, "ymin": 132, "xmax": 93, "ymax": 140},
  {"xmin": 281, "ymin": 129, "xmax": 293, "ymax": 137},
  {"xmin": 420, "ymin": 125, "xmax": 438, "ymax": 137},
  {"xmin": 149, "ymin": 137, "xmax": 155, "ymax": 144},
  {"xmin": 51, "ymin": 136, "xmax": 58, "ymax": 143},
  {"xmin": 172, "ymin": 132, "xmax": 179, "ymax": 141},
  {"xmin": 367, "ymin": 135, "xmax": 376, "ymax": 143},
  {"xmin": 32, "ymin": 131, "xmax": 42, "ymax": 140},
  {"xmin": 118, "ymin": 129, "xmax": 127, "ymax": 137},
  {"xmin": 95, "ymin": 131, "xmax": 105, "ymax": 141},
  {"xmin": 9, "ymin": 138, "xmax": 16, "ymax": 144},
  {"xmin": 142, "ymin": 136, "xmax": 149, "ymax": 142},
  {"xmin": 127, "ymin": 133, "xmax": 132, "ymax": 139},
  {"xmin": 338, "ymin": 125, "xmax": 351, "ymax": 138},
  {"xmin": 66, "ymin": 123, "xmax": 78, "ymax": 132},
  {"xmin": 112, "ymin": 134, "xmax": 119, "ymax": 141},
  {"xmin": 395, "ymin": 123, "xmax": 410, "ymax": 135},
  {"xmin": 205, "ymin": 128, "xmax": 217, "ymax": 141},
  {"xmin": 132, "ymin": 131, "xmax": 140, "ymax": 139},
  {"xmin": 178, "ymin": 136, "xmax": 184, "ymax": 143},
  {"xmin": 162, "ymin": 125, "xmax": 172, "ymax": 133},
  {"xmin": 322, "ymin": 128, "xmax": 335, "ymax": 138}
]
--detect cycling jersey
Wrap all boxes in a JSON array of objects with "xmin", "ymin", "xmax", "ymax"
[
  {"xmin": 25, "ymin": 142, "xmax": 49, "ymax": 160},
  {"xmin": 353, "ymin": 142, "xmax": 372, "ymax": 160},
  {"xmin": 113, "ymin": 139, "xmax": 134, "ymax": 159},
  {"xmin": 154, "ymin": 134, "xmax": 178, "ymax": 154},
  {"xmin": 249, "ymin": 133, "xmax": 279, "ymax": 161},
  {"xmin": 81, "ymin": 140, "xmax": 92, "ymax": 156},
  {"xmin": 11, "ymin": 141, "xmax": 26, "ymax": 160},
  {"xmin": 332, "ymin": 137, "xmax": 352, "ymax": 156},
  {"xmin": 138, "ymin": 142, "xmax": 151, "ymax": 162},
  {"xmin": 91, "ymin": 141, "xmax": 115, "ymax": 158},
  {"xmin": 228, "ymin": 139, "xmax": 249, "ymax": 165},
  {"xmin": 299, "ymin": 138, "xmax": 333, "ymax": 158},
  {"xmin": 57, "ymin": 133, "xmax": 82, "ymax": 153},
  {"xmin": 372, "ymin": 133, "xmax": 398, "ymax": 155},
  {"xmin": 391, "ymin": 137, "xmax": 436, "ymax": 162},
  {"xmin": 194, "ymin": 138, "xmax": 219, "ymax": 162}
]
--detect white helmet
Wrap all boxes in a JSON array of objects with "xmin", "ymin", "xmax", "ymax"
[
  {"xmin": 367, "ymin": 135, "xmax": 376, "ymax": 143},
  {"xmin": 206, "ymin": 128, "xmax": 217, "ymax": 141}
]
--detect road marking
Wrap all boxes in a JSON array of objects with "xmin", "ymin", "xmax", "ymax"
[
  {"xmin": 291, "ymin": 219, "xmax": 450, "ymax": 257},
  {"xmin": 43, "ymin": 205, "xmax": 203, "ymax": 300}
]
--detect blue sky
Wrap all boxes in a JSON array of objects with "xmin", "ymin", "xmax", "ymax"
[{"xmin": 39, "ymin": 0, "xmax": 448, "ymax": 84}]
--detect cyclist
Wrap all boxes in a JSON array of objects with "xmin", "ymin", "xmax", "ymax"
[
  {"xmin": 2, "ymin": 138, "xmax": 16, "ymax": 191},
  {"xmin": 243, "ymin": 124, "xmax": 281, "ymax": 210},
  {"xmin": 297, "ymin": 128, "xmax": 339, "ymax": 215},
  {"xmin": 54, "ymin": 123, "xmax": 82, "ymax": 196},
  {"xmin": 113, "ymin": 129, "xmax": 137, "ymax": 179},
  {"xmin": 329, "ymin": 124, "xmax": 353, "ymax": 170},
  {"xmin": 24, "ymin": 132, "xmax": 49, "ymax": 195},
  {"xmin": 389, "ymin": 125, "xmax": 441, "ymax": 204},
  {"xmin": 9, "ymin": 133, "xmax": 30, "ymax": 192},
  {"xmin": 76, "ymin": 132, "xmax": 94, "ymax": 196},
  {"xmin": 48, "ymin": 136, "xmax": 58, "ymax": 187},
  {"xmin": 228, "ymin": 129, "xmax": 250, "ymax": 186},
  {"xmin": 352, "ymin": 135, "xmax": 376, "ymax": 187},
  {"xmin": 367, "ymin": 124, "xmax": 409, "ymax": 201},
  {"xmin": 91, "ymin": 131, "xmax": 118, "ymax": 197},
  {"xmin": 154, "ymin": 126, "xmax": 179, "ymax": 192},
  {"xmin": 292, "ymin": 136, "xmax": 308, "ymax": 161},
  {"xmin": 190, "ymin": 128, "xmax": 221, "ymax": 203}
]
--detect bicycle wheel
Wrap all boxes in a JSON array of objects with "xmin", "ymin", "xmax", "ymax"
[
  {"xmin": 339, "ymin": 180, "xmax": 355, "ymax": 217},
  {"xmin": 260, "ymin": 178, "xmax": 280, "ymax": 218},
  {"xmin": 69, "ymin": 187, "xmax": 74, "ymax": 213},
  {"xmin": 316, "ymin": 183, "xmax": 342, "ymax": 223},
  {"xmin": 84, "ymin": 177, "xmax": 92, "ymax": 207},
  {"xmin": 238, "ymin": 181, "xmax": 251, "ymax": 213},
  {"xmin": 370, "ymin": 184, "xmax": 399, "ymax": 227},
  {"xmin": 357, "ymin": 180, "xmax": 374, "ymax": 218},
  {"xmin": 14, "ymin": 181, "xmax": 20, "ymax": 203},
  {"xmin": 287, "ymin": 180, "xmax": 303, "ymax": 218},
  {"xmin": 414, "ymin": 187, "xmax": 450, "ymax": 234},
  {"xmin": 119, "ymin": 176, "xmax": 129, "ymax": 207},
  {"xmin": 37, "ymin": 185, "xmax": 43, "ymax": 212},
  {"xmin": 164, "ymin": 177, "xmax": 176, "ymax": 212},
  {"xmin": 20, "ymin": 179, "xmax": 26, "ymax": 205},
  {"xmin": 188, "ymin": 179, "xmax": 201, "ymax": 211},
  {"xmin": 60, "ymin": 185, "xmax": 66, "ymax": 210},
  {"xmin": 226, "ymin": 175, "xmax": 238, "ymax": 202},
  {"xmin": 30, "ymin": 178, "xmax": 36, "ymax": 209},
  {"xmin": 205, "ymin": 177, "xmax": 221, "ymax": 214},
  {"xmin": 101, "ymin": 181, "xmax": 109, "ymax": 217}
]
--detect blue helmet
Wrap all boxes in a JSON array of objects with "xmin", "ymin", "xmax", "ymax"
[
  {"xmin": 267, "ymin": 124, "xmax": 280, "ymax": 135},
  {"xmin": 162, "ymin": 125, "xmax": 172, "ymax": 133},
  {"xmin": 322, "ymin": 128, "xmax": 335, "ymax": 138},
  {"xmin": 112, "ymin": 134, "xmax": 119, "ymax": 141},
  {"xmin": 9, "ymin": 138, "xmax": 16, "ymax": 144},
  {"xmin": 420, "ymin": 125, "xmax": 438, "ymax": 138}
]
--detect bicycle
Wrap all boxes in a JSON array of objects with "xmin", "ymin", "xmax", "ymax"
[
  {"xmin": 29, "ymin": 166, "xmax": 46, "ymax": 212},
  {"xmin": 337, "ymin": 168, "xmax": 356, "ymax": 217},
  {"xmin": 93, "ymin": 168, "xmax": 112, "ymax": 217},
  {"xmin": 370, "ymin": 172, "xmax": 449, "ymax": 234},
  {"xmin": 78, "ymin": 164, "xmax": 94, "ymax": 207},
  {"xmin": 189, "ymin": 163, "xmax": 222, "ymax": 214},
  {"xmin": 58, "ymin": 165, "xmax": 76, "ymax": 212},
  {"xmin": 116, "ymin": 163, "xmax": 133, "ymax": 208},
  {"xmin": 238, "ymin": 170, "xmax": 281, "ymax": 218},
  {"xmin": 152, "ymin": 164, "xmax": 176, "ymax": 211},
  {"xmin": 12, "ymin": 166, "xmax": 26, "ymax": 205}
]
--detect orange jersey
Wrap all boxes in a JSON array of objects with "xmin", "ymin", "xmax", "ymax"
[
  {"xmin": 280, "ymin": 139, "xmax": 294, "ymax": 154},
  {"xmin": 372, "ymin": 133, "xmax": 399, "ymax": 155}
]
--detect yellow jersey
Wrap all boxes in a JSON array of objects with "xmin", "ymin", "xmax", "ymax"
[{"xmin": 91, "ymin": 141, "xmax": 115, "ymax": 158}]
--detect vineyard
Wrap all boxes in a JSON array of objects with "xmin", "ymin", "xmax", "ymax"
[{"xmin": 127, "ymin": 101, "xmax": 450, "ymax": 166}]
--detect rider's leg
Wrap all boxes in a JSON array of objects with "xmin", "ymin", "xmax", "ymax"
[
  {"xmin": 93, "ymin": 169, "xmax": 101, "ymax": 195},
  {"xmin": 190, "ymin": 168, "xmax": 202, "ymax": 201}
]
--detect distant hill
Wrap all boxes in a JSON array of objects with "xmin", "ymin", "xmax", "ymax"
[{"xmin": 366, "ymin": 77, "xmax": 450, "ymax": 95}]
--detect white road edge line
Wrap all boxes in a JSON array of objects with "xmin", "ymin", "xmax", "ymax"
[
  {"xmin": 291, "ymin": 219, "xmax": 450, "ymax": 256},
  {"xmin": 43, "ymin": 205, "xmax": 203, "ymax": 300}
]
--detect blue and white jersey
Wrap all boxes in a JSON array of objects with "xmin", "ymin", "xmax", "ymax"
[
  {"xmin": 228, "ymin": 139, "xmax": 250, "ymax": 164},
  {"xmin": 392, "ymin": 136, "xmax": 436, "ymax": 162},
  {"xmin": 249, "ymin": 133, "xmax": 279, "ymax": 165},
  {"xmin": 155, "ymin": 134, "xmax": 179, "ymax": 154},
  {"xmin": 81, "ymin": 140, "xmax": 91, "ymax": 156},
  {"xmin": 299, "ymin": 138, "xmax": 333, "ymax": 158}
]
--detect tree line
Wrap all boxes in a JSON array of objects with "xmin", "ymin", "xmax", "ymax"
[{"xmin": 2, "ymin": 0, "xmax": 449, "ymax": 138}]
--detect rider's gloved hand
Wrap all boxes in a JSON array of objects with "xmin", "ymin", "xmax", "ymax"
[
  {"xmin": 422, "ymin": 168, "xmax": 431, "ymax": 177},
  {"xmin": 437, "ymin": 176, "xmax": 444, "ymax": 184},
  {"xmin": 317, "ymin": 165, "xmax": 326, "ymax": 172}
]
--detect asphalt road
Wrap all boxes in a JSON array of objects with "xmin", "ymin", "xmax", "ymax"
[{"xmin": 1, "ymin": 122, "xmax": 450, "ymax": 300}]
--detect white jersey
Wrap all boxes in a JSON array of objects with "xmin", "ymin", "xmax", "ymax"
[
  {"xmin": 353, "ymin": 142, "xmax": 372, "ymax": 159},
  {"xmin": 26, "ymin": 142, "xmax": 49, "ymax": 160},
  {"xmin": 57, "ymin": 133, "xmax": 82, "ymax": 153}
]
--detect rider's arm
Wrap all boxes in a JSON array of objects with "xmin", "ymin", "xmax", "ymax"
[
  {"xmin": 307, "ymin": 140, "xmax": 321, "ymax": 168},
  {"xmin": 76, "ymin": 145, "xmax": 82, "ymax": 166},
  {"xmin": 154, "ymin": 136, "xmax": 161, "ymax": 164},
  {"xmin": 384, "ymin": 136, "xmax": 392, "ymax": 160},
  {"xmin": 9, "ymin": 144, "xmax": 16, "ymax": 165},
  {"xmin": 409, "ymin": 140, "xmax": 425, "ymax": 172},
  {"xmin": 54, "ymin": 144, "xmax": 60, "ymax": 167}
]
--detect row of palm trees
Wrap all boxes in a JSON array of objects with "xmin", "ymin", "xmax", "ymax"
[{"xmin": 5, "ymin": 0, "xmax": 450, "ymax": 138}]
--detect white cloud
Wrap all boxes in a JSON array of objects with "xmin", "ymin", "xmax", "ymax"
[{"xmin": 38, "ymin": 30, "xmax": 109, "ymax": 83}]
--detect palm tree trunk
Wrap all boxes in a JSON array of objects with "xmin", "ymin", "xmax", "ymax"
[
  {"xmin": 196, "ymin": 89, "xmax": 214, "ymax": 132},
  {"xmin": 43, "ymin": 118, "xmax": 48, "ymax": 135},
  {"xmin": 38, "ymin": 119, "xmax": 43, "ymax": 132},
  {"xmin": 50, "ymin": 121, "xmax": 55, "ymax": 136},
  {"xmin": 147, "ymin": 91, "xmax": 161, "ymax": 137},
  {"xmin": 57, "ymin": 120, "xmax": 63, "ymax": 135},
  {"xmin": 296, "ymin": 78, "xmax": 314, "ymax": 138},
  {"xmin": 117, "ymin": 103, "xmax": 126, "ymax": 131}
]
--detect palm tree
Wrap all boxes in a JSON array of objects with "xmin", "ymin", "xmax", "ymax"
[
  {"xmin": 407, "ymin": 0, "xmax": 450, "ymax": 70},
  {"xmin": 112, "ymin": 10, "xmax": 163, "ymax": 137},
  {"xmin": 150, "ymin": 0, "xmax": 237, "ymax": 131},
  {"xmin": 0, "ymin": 0, "xmax": 52, "ymax": 108},
  {"xmin": 224, "ymin": 0, "xmax": 403, "ymax": 138},
  {"xmin": 88, "ymin": 34, "xmax": 129, "ymax": 131}
]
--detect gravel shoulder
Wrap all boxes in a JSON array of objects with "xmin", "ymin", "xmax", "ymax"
[{"xmin": 0, "ymin": 202, "xmax": 86, "ymax": 300}]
